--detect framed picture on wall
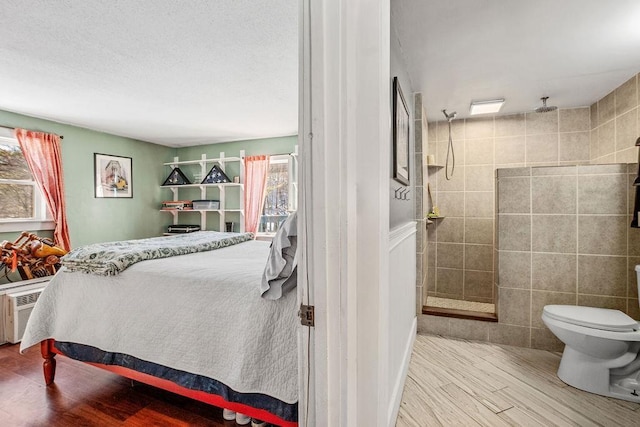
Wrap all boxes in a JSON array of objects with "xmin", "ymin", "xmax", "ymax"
[
  {"xmin": 94, "ymin": 153, "xmax": 133, "ymax": 198},
  {"xmin": 393, "ymin": 76, "xmax": 410, "ymax": 186}
]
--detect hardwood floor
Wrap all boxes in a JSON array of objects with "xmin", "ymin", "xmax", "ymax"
[
  {"xmin": 0, "ymin": 343, "xmax": 234, "ymax": 426},
  {"xmin": 396, "ymin": 334, "xmax": 640, "ymax": 427}
]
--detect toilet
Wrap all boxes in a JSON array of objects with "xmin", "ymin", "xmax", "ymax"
[{"xmin": 541, "ymin": 265, "xmax": 640, "ymax": 403}]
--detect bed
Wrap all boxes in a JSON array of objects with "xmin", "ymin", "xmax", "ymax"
[{"xmin": 20, "ymin": 228, "xmax": 299, "ymax": 427}]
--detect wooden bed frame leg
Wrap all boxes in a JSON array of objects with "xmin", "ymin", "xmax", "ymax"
[{"xmin": 40, "ymin": 339, "xmax": 56, "ymax": 386}]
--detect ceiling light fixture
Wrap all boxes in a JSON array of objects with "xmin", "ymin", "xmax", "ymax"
[{"xmin": 469, "ymin": 99, "xmax": 505, "ymax": 115}]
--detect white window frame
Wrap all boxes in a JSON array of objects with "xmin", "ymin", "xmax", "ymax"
[
  {"xmin": 255, "ymin": 152, "xmax": 298, "ymax": 238},
  {"xmin": 0, "ymin": 133, "xmax": 54, "ymax": 233}
]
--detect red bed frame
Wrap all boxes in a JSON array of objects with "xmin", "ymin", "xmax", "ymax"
[{"xmin": 40, "ymin": 339, "xmax": 297, "ymax": 427}]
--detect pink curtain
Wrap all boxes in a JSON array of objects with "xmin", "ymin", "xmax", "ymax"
[
  {"xmin": 244, "ymin": 155, "xmax": 270, "ymax": 234},
  {"xmin": 14, "ymin": 129, "xmax": 71, "ymax": 251}
]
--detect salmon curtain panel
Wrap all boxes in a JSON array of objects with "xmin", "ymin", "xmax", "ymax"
[
  {"xmin": 244, "ymin": 155, "xmax": 270, "ymax": 234},
  {"xmin": 14, "ymin": 129, "xmax": 71, "ymax": 251}
]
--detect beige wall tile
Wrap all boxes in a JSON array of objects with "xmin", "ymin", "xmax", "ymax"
[
  {"xmin": 437, "ymin": 243, "xmax": 464, "ymax": 268},
  {"xmin": 436, "ymin": 267, "xmax": 464, "ymax": 296},
  {"xmin": 559, "ymin": 132, "xmax": 590, "ymax": 162},
  {"xmin": 532, "ymin": 215, "xmax": 577, "ymax": 253},
  {"xmin": 437, "ymin": 136, "xmax": 465, "ymax": 167},
  {"xmin": 465, "ymin": 218, "xmax": 494, "ymax": 245},
  {"xmin": 497, "ymin": 167, "xmax": 530, "ymax": 177},
  {"xmin": 532, "ymin": 253, "xmax": 577, "ymax": 293},
  {"xmin": 578, "ymin": 163, "xmax": 627, "ymax": 174},
  {"xmin": 589, "ymin": 129, "xmax": 597, "ymax": 160},
  {"xmin": 498, "ymin": 250, "xmax": 531, "ymax": 289},
  {"xmin": 499, "ymin": 287, "xmax": 531, "ymax": 326},
  {"xmin": 465, "ymin": 138, "xmax": 494, "ymax": 165},
  {"xmin": 449, "ymin": 317, "xmax": 490, "ymax": 341},
  {"xmin": 495, "ymin": 135, "xmax": 526, "ymax": 165},
  {"xmin": 495, "ymin": 113, "xmax": 525, "ymax": 137},
  {"xmin": 465, "ymin": 244, "xmax": 493, "ymax": 271},
  {"xmin": 577, "ymin": 294, "xmax": 626, "ymax": 311},
  {"xmin": 628, "ymin": 256, "xmax": 640, "ymax": 298},
  {"xmin": 435, "ymin": 119, "xmax": 465, "ymax": 142},
  {"xmin": 578, "ymin": 215, "xmax": 627, "ymax": 255},
  {"xmin": 417, "ymin": 314, "xmax": 449, "ymax": 335},
  {"xmin": 559, "ymin": 108, "xmax": 590, "ymax": 133},
  {"xmin": 629, "ymin": 227, "xmax": 640, "ymax": 257},
  {"xmin": 488, "ymin": 323, "xmax": 530, "ymax": 347},
  {"xmin": 435, "ymin": 217, "xmax": 464, "ymax": 243},
  {"xmin": 615, "ymin": 108, "xmax": 638, "ymax": 152},
  {"xmin": 526, "ymin": 134, "xmax": 558, "ymax": 163},
  {"xmin": 465, "ymin": 270, "xmax": 494, "ymax": 299},
  {"xmin": 465, "ymin": 117, "xmax": 494, "ymax": 139},
  {"xmin": 590, "ymin": 103, "xmax": 598, "ymax": 130},
  {"xmin": 616, "ymin": 147, "xmax": 637, "ymax": 163},
  {"xmin": 577, "ymin": 174, "xmax": 627, "ymax": 215},
  {"xmin": 498, "ymin": 215, "xmax": 531, "ymax": 251},
  {"xmin": 531, "ymin": 176, "xmax": 577, "ymax": 214},
  {"xmin": 436, "ymin": 164, "xmax": 464, "ymax": 191},
  {"xmin": 465, "ymin": 191, "xmax": 494, "ymax": 218},
  {"xmin": 531, "ymin": 290, "xmax": 576, "ymax": 328},
  {"xmin": 597, "ymin": 119, "xmax": 616, "ymax": 158},
  {"xmin": 531, "ymin": 165, "xmax": 577, "ymax": 176},
  {"xmin": 531, "ymin": 327, "xmax": 564, "ymax": 352},
  {"xmin": 578, "ymin": 255, "xmax": 627, "ymax": 297},
  {"xmin": 466, "ymin": 165, "xmax": 494, "ymax": 191},
  {"xmin": 598, "ymin": 91, "xmax": 616, "ymax": 125},
  {"xmin": 437, "ymin": 191, "xmax": 465, "ymax": 217},
  {"xmin": 498, "ymin": 177, "xmax": 530, "ymax": 214},
  {"xmin": 526, "ymin": 111, "xmax": 559, "ymax": 135},
  {"xmin": 615, "ymin": 74, "xmax": 637, "ymax": 115}
]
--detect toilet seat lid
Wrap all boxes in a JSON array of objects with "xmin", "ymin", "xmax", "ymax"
[{"xmin": 543, "ymin": 305, "xmax": 638, "ymax": 332}]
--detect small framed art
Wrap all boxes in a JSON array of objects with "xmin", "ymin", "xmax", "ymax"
[
  {"xmin": 94, "ymin": 153, "xmax": 133, "ymax": 198},
  {"xmin": 392, "ymin": 76, "xmax": 410, "ymax": 186}
]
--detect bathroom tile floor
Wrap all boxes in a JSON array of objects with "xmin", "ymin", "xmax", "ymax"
[{"xmin": 396, "ymin": 334, "xmax": 640, "ymax": 426}]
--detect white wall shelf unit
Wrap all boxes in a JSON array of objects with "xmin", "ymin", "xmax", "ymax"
[{"xmin": 161, "ymin": 151, "xmax": 245, "ymax": 232}]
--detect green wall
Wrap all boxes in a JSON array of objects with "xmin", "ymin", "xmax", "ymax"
[{"xmin": 0, "ymin": 109, "xmax": 175, "ymax": 248}]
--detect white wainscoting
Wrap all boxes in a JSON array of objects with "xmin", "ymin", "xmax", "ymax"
[{"xmin": 387, "ymin": 221, "xmax": 417, "ymax": 426}]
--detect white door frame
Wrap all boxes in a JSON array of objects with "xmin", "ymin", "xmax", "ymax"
[{"xmin": 298, "ymin": 1, "xmax": 391, "ymax": 425}]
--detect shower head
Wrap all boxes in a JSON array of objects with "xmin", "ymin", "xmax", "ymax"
[
  {"xmin": 535, "ymin": 97, "xmax": 557, "ymax": 113},
  {"xmin": 442, "ymin": 109, "xmax": 457, "ymax": 122}
]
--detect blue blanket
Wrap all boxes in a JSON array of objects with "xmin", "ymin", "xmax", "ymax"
[{"xmin": 61, "ymin": 231, "xmax": 254, "ymax": 275}]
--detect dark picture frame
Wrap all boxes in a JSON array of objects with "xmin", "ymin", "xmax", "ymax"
[
  {"xmin": 94, "ymin": 153, "xmax": 133, "ymax": 198},
  {"xmin": 392, "ymin": 76, "xmax": 410, "ymax": 186}
]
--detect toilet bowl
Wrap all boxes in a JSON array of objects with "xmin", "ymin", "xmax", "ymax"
[{"xmin": 541, "ymin": 265, "xmax": 640, "ymax": 402}]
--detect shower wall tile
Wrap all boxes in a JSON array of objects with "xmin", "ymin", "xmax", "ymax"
[
  {"xmin": 435, "ymin": 217, "xmax": 464, "ymax": 243},
  {"xmin": 559, "ymin": 132, "xmax": 590, "ymax": 162},
  {"xmin": 578, "ymin": 163, "xmax": 627, "ymax": 174},
  {"xmin": 498, "ymin": 177, "xmax": 530, "ymax": 213},
  {"xmin": 465, "ymin": 218, "xmax": 494, "ymax": 244},
  {"xmin": 590, "ymin": 103, "xmax": 598, "ymax": 130},
  {"xmin": 559, "ymin": 108, "xmax": 590, "ymax": 133},
  {"xmin": 499, "ymin": 251, "xmax": 531, "ymax": 289},
  {"xmin": 465, "ymin": 138, "xmax": 494, "ymax": 165},
  {"xmin": 615, "ymin": 108, "xmax": 638, "ymax": 152},
  {"xmin": 437, "ymin": 192, "xmax": 465, "ymax": 217},
  {"xmin": 578, "ymin": 215, "xmax": 627, "ymax": 255},
  {"xmin": 495, "ymin": 114, "xmax": 525, "ymax": 137},
  {"xmin": 436, "ymin": 119, "xmax": 464, "ymax": 142},
  {"xmin": 464, "ymin": 244, "xmax": 493, "ymax": 271},
  {"xmin": 499, "ymin": 287, "xmax": 530, "ymax": 326},
  {"xmin": 617, "ymin": 147, "xmax": 637, "ymax": 163},
  {"xmin": 436, "ymin": 267, "xmax": 463, "ymax": 296},
  {"xmin": 531, "ymin": 215, "xmax": 577, "ymax": 253},
  {"xmin": 495, "ymin": 135, "xmax": 526, "ymax": 165},
  {"xmin": 497, "ymin": 167, "xmax": 530, "ymax": 177},
  {"xmin": 531, "ymin": 291, "xmax": 576, "ymax": 328},
  {"xmin": 526, "ymin": 134, "xmax": 559, "ymax": 163},
  {"xmin": 436, "ymin": 243, "xmax": 463, "ymax": 269},
  {"xmin": 465, "ymin": 165, "xmax": 494, "ymax": 191},
  {"xmin": 578, "ymin": 174, "xmax": 627, "ymax": 214},
  {"xmin": 615, "ymin": 74, "xmax": 637, "ymax": 115},
  {"xmin": 578, "ymin": 255, "xmax": 627, "ymax": 297},
  {"xmin": 498, "ymin": 215, "xmax": 531, "ymax": 251},
  {"xmin": 525, "ymin": 111, "xmax": 559, "ymax": 135},
  {"xmin": 598, "ymin": 91, "xmax": 616, "ymax": 124},
  {"xmin": 437, "ymin": 136, "xmax": 465, "ymax": 167},
  {"xmin": 464, "ymin": 270, "xmax": 494, "ymax": 300},
  {"xmin": 577, "ymin": 294, "xmax": 626, "ymax": 312},
  {"xmin": 531, "ymin": 253, "xmax": 576, "ymax": 293},
  {"xmin": 465, "ymin": 191, "xmax": 494, "ymax": 217},
  {"xmin": 465, "ymin": 117, "xmax": 494, "ymax": 139},
  {"xmin": 532, "ymin": 165, "xmax": 577, "ymax": 176},
  {"xmin": 589, "ymin": 130, "xmax": 598, "ymax": 160},
  {"xmin": 436, "ymin": 166, "xmax": 464, "ymax": 191},
  {"xmin": 531, "ymin": 176, "xmax": 576, "ymax": 214},
  {"xmin": 597, "ymin": 118, "xmax": 616, "ymax": 157}
]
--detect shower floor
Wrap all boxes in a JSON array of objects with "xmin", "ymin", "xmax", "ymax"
[{"xmin": 425, "ymin": 296, "xmax": 495, "ymax": 315}]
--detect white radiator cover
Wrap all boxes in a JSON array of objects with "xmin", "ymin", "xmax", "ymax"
[{"xmin": 0, "ymin": 277, "xmax": 49, "ymax": 345}]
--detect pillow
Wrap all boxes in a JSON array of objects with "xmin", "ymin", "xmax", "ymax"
[{"xmin": 261, "ymin": 212, "xmax": 298, "ymax": 300}]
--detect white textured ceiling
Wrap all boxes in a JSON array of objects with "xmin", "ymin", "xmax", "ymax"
[
  {"xmin": 0, "ymin": 1, "xmax": 298, "ymax": 147},
  {"xmin": 392, "ymin": 0, "xmax": 640, "ymax": 121}
]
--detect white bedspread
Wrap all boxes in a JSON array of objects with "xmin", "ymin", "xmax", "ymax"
[{"xmin": 21, "ymin": 240, "xmax": 298, "ymax": 404}]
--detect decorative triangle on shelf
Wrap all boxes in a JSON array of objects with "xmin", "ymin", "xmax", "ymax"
[
  {"xmin": 162, "ymin": 168, "xmax": 191, "ymax": 186},
  {"xmin": 201, "ymin": 165, "xmax": 230, "ymax": 184}
]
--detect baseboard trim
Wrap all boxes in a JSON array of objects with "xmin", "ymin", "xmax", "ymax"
[{"xmin": 387, "ymin": 316, "xmax": 417, "ymax": 427}]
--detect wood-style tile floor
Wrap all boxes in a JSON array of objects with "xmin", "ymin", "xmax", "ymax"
[
  {"xmin": 0, "ymin": 343, "xmax": 233, "ymax": 426},
  {"xmin": 396, "ymin": 334, "xmax": 640, "ymax": 427}
]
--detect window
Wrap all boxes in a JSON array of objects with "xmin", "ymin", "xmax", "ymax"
[
  {"xmin": 0, "ymin": 133, "xmax": 52, "ymax": 232},
  {"xmin": 258, "ymin": 153, "xmax": 297, "ymax": 234}
]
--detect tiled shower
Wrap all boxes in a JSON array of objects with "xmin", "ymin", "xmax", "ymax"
[{"xmin": 419, "ymin": 73, "xmax": 640, "ymax": 350}]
